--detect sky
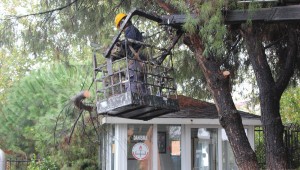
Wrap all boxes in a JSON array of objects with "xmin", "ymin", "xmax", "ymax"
[{"xmin": 0, "ymin": 1, "xmax": 38, "ymax": 18}]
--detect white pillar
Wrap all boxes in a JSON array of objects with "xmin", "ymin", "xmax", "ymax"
[
  {"xmin": 0, "ymin": 149, "xmax": 5, "ymax": 170},
  {"xmin": 247, "ymin": 126, "xmax": 255, "ymax": 150},
  {"xmin": 181, "ymin": 125, "xmax": 191, "ymax": 170},
  {"xmin": 153, "ymin": 124, "xmax": 158, "ymax": 170},
  {"xmin": 115, "ymin": 124, "xmax": 127, "ymax": 170}
]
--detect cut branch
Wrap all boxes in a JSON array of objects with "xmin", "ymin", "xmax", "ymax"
[
  {"xmin": 223, "ymin": 70, "xmax": 230, "ymax": 78},
  {"xmin": 72, "ymin": 91, "xmax": 94, "ymax": 112}
]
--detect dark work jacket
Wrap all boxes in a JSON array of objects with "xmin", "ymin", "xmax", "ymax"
[
  {"xmin": 124, "ymin": 24, "xmax": 143, "ymax": 54},
  {"xmin": 123, "ymin": 25, "xmax": 147, "ymax": 94}
]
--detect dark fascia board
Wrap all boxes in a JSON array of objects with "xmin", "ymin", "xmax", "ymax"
[
  {"xmin": 160, "ymin": 107, "xmax": 260, "ymax": 120},
  {"xmin": 224, "ymin": 5, "xmax": 300, "ymax": 24},
  {"xmin": 160, "ymin": 5, "xmax": 300, "ymax": 25}
]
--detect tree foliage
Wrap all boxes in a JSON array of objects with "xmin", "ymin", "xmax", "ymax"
[
  {"xmin": 280, "ymin": 87, "xmax": 300, "ymax": 124},
  {"xmin": 0, "ymin": 63, "xmax": 99, "ymax": 168}
]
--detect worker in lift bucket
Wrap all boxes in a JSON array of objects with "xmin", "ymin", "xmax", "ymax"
[{"xmin": 114, "ymin": 13, "xmax": 147, "ymax": 95}]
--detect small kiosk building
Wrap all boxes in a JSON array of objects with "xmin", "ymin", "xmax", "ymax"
[{"xmin": 100, "ymin": 96, "xmax": 261, "ymax": 170}]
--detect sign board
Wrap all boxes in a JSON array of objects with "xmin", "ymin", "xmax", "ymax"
[{"xmin": 132, "ymin": 142, "xmax": 149, "ymax": 160}]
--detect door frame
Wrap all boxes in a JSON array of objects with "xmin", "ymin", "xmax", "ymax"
[{"xmin": 181, "ymin": 124, "xmax": 254, "ymax": 170}]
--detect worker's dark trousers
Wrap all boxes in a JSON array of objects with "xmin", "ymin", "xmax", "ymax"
[{"xmin": 125, "ymin": 60, "xmax": 147, "ymax": 94}]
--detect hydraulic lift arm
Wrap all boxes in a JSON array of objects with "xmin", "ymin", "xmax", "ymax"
[
  {"xmin": 155, "ymin": 30, "xmax": 183, "ymax": 65},
  {"xmin": 103, "ymin": 8, "xmax": 186, "ymax": 66}
]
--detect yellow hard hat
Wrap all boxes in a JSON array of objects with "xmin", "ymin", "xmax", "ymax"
[{"xmin": 115, "ymin": 13, "xmax": 127, "ymax": 29}]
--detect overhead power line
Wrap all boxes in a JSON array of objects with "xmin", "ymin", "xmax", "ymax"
[{"xmin": 1, "ymin": 0, "xmax": 80, "ymax": 20}]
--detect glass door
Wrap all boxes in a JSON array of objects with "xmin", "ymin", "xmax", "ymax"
[
  {"xmin": 191, "ymin": 128, "xmax": 218, "ymax": 170},
  {"xmin": 127, "ymin": 124, "xmax": 153, "ymax": 170}
]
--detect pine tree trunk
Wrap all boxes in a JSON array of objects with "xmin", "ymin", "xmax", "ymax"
[
  {"xmin": 242, "ymin": 25, "xmax": 297, "ymax": 169},
  {"xmin": 188, "ymin": 34, "xmax": 259, "ymax": 169}
]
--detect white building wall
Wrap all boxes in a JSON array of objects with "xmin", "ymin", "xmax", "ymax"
[{"xmin": 107, "ymin": 119, "xmax": 259, "ymax": 170}]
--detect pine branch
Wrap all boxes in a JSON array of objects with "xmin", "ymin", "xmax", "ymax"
[
  {"xmin": 264, "ymin": 35, "xmax": 287, "ymax": 49},
  {"xmin": 53, "ymin": 102, "xmax": 73, "ymax": 147},
  {"xmin": 111, "ymin": 0, "xmax": 126, "ymax": 13},
  {"xmin": 68, "ymin": 109, "xmax": 84, "ymax": 144},
  {"xmin": 88, "ymin": 111, "xmax": 100, "ymax": 140},
  {"xmin": 155, "ymin": 0, "xmax": 178, "ymax": 14}
]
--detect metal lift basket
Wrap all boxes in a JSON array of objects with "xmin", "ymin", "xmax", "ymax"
[
  {"xmin": 94, "ymin": 53, "xmax": 179, "ymax": 120},
  {"xmin": 93, "ymin": 9, "xmax": 182, "ymax": 120}
]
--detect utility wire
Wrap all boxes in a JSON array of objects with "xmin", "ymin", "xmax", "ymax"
[{"xmin": 1, "ymin": 0, "xmax": 81, "ymax": 20}]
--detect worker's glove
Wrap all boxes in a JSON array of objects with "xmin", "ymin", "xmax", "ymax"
[{"xmin": 115, "ymin": 41, "xmax": 121, "ymax": 47}]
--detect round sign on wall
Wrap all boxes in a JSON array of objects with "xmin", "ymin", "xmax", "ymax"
[{"xmin": 132, "ymin": 142, "xmax": 149, "ymax": 160}]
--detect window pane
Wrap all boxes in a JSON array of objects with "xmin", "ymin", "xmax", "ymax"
[
  {"xmin": 191, "ymin": 128, "xmax": 218, "ymax": 170},
  {"xmin": 222, "ymin": 129, "xmax": 247, "ymax": 170},
  {"xmin": 127, "ymin": 124, "xmax": 153, "ymax": 170},
  {"xmin": 157, "ymin": 125, "xmax": 181, "ymax": 170},
  {"xmin": 103, "ymin": 124, "xmax": 114, "ymax": 170}
]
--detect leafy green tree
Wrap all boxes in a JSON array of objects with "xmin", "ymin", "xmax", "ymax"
[
  {"xmin": 0, "ymin": 63, "xmax": 99, "ymax": 168},
  {"xmin": 0, "ymin": 48, "xmax": 37, "ymax": 102},
  {"xmin": 280, "ymin": 87, "xmax": 300, "ymax": 124},
  {"xmin": 28, "ymin": 154, "xmax": 59, "ymax": 170}
]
